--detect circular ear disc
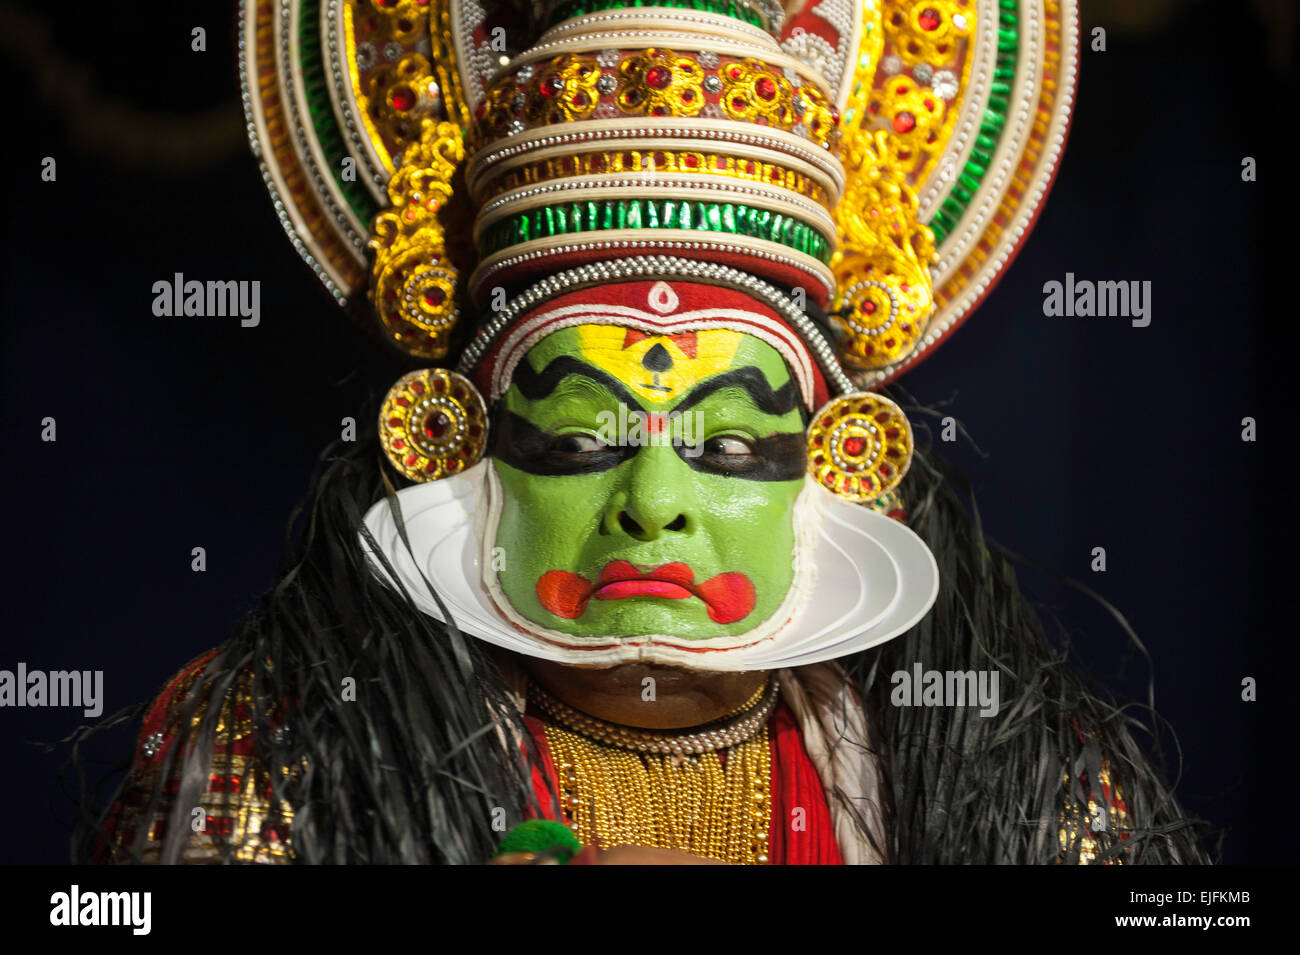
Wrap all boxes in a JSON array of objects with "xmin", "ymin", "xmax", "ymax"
[
  {"xmin": 807, "ymin": 392, "xmax": 913, "ymax": 503},
  {"xmin": 379, "ymin": 369, "xmax": 488, "ymax": 482}
]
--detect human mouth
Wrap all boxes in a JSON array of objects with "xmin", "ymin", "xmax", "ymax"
[{"xmin": 535, "ymin": 560, "xmax": 756, "ymax": 624}]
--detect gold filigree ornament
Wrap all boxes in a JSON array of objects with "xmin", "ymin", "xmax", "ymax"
[
  {"xmin": 885, "ymin": 0, "xmax": 974, "ymax": 67},
  {"xmin": 807, "ymin": 392, "xmax": 913, "ymax": 503},
  {"xmin": 368, "ymin": 121, "xmax": 465, "ymax": 360},
  {"xmin": 616, "ymin": 49, "xmax": 705, "ymax": 118},
  {"xmin": 379, "ymin": 369, "xmax": 488, "ymax": 482},
  {"xmin": 831, "ymin": 129, "xmax": 936, "ymax": 371}
]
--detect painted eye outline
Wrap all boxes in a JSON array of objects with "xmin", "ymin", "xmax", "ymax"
[
  {"xmin": 687, "ymin": 431, "xmax": 767, "ymax": 475},
  {"xmin": 548, "ymin": 429, "xmax": 613, "ymax": 455},
  {"xmin": 700, "ymin": 433, "xmax": 757, "ymax": 457}
]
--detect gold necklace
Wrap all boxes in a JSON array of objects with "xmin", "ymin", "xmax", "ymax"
[{"xmin": 532, "ymin": 678, "xmax": 775, "ymax": 864}]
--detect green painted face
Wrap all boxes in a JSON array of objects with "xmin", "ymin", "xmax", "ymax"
[{"xmin": 489, "ymin": 324, "xmax": 808, "ymax": 639}]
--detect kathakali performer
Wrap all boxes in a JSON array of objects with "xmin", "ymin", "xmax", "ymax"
[{"xmin": 90, "ymin": 0, "xmax": 1210, "ymax": 864}]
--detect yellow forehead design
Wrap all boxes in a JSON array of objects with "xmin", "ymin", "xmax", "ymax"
[{"xmin": 575, "ymin": 324, "xmax": 743, "ymax": 404}]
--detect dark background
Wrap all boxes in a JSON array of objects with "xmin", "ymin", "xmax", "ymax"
[{"xmin": 0, "ymin": 0, "xmax": 1290, "ymax": 864}]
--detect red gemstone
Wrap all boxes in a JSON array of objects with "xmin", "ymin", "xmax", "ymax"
[
  {"xmin": 388, "ymin": 417, "xmax": 402, "ymax": 428},
  {"xmin": 573, "ymin": 92, "xmax": 589, "ymax": 107},
  {"xmin": 411, "ymin": 380, "xmax": 425, "ymax": 395},
  {"xmin": 756, "ymin": 76, "xmax": 777, "ymax": 100},
  {"xmin": 423, "ymin": 288, "xmax": 445, "ymax": 308},
  {"xmin": 861, "ymin": 300, "xmax": 877, "ymax": 314},
  {"xmin": 732, "ymin": 97, "xmax": 746, "ymax": 110},
  {"xmin": 422, "ymin": 411, "xmax": 452, "ymax": 440},
  {"xmin": 433, "ymin": 377, "xmax": 446, "ymax": 392},
  {"xmin": 645, "ymin": 65, "xmax": 671, "ymax": 89},
  {"xmin": 844, "ymin": 437, "xmax": 867, "ymax": 456},
  {"xmin": 391, "ymin": 86, "xmax": 415, "ymax": 111},
  {"xmin": 919, "ymin": 8, "xmax": 941, "ymax": 31},
  {"xmin": 542, "ymin": 75, "xmax": 565, "ymax": 97},
  {"xmin": 892, "ymin": 111, "xmax": 916, "ymax": 133}
]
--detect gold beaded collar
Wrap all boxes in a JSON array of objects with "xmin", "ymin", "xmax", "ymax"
[{"xmin": 528, "ymin": 675, "xmax": 778, "ymax": 756}]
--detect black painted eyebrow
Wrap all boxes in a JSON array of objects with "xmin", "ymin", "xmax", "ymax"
[
  {"xmin": 670, "ymin": 367, "xmax": 802, "ymax": 420},
  {"xmin": 510, "ymin": 355, "xmax": 643, "ymax": 412}
]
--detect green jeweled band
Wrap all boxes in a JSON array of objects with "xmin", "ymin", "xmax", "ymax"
[
  {"xmin": 928, "ymin": 0, "xmax": 1019, "ymax": 243},
  {"xmin": 478, "ymin": 198, "xmax": 833, "ymax": 263},
  {"xmin": 542, "ymin": 0, "xmax": 771, "ymax": 33}
]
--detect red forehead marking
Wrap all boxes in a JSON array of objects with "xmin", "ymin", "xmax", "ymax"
[{"xmin": 622, "ymin": 328, "xmax": 699, "ymax": 358}]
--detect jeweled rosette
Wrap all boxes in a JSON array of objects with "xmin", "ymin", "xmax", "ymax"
[
  {"xmin": 807, "ymin": 392, "xmax": 913, "ymax": 502},
  {"xmin": 378, "ymin": 369, "xmax": 488, "ymax": 481}
]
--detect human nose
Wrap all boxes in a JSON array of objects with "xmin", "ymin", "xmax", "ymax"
[{"xmin": 602, "ymin": 443, "xmax": 699, "ymax": 541}]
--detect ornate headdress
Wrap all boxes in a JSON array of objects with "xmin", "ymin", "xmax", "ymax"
[{"xmin": 240, "ymin": 0, "xmax": 1078, "ymax": 666}]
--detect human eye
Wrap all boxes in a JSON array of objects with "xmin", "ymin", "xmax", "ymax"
[
  {"xmin": 703, "ymin": 435, "xmax": 753, "ymax": 456},
  {"xmin": 539, "ymin": 428, "xmax": 629, "ymax": 474},
  {"xmin": 551, "ymin": 432, "xmax": 610, "ymax": 454},
  {"xmin": 697, "ymin": 433, "xmax": 761, "ymax": 473}
]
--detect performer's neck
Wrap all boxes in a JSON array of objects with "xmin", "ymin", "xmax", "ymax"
[{"xmin": 522, "ymin": 658, "xmax": 770, "ymax": 730}]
